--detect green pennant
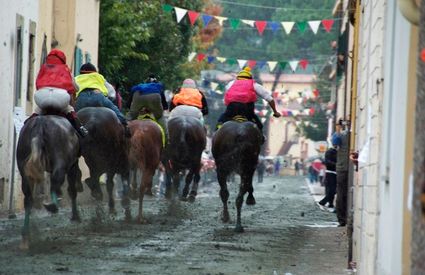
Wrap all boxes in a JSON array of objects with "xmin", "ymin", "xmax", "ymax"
[
  {"xmin": 162, "ymin": 4, "xmax": 173, "ymax": 12},
  {"xmin": 297, "ymin": 21, "xmax": 307, "ymax": 33},
  {"xmin": 229, "ymin": 18, "xmax": 241, "ymax": 30},
  {"xmin": 279, "ymin": 61, "xmax": 288, "ymax": 70},
  {"xmin": 227, "ymin": 58, "xmax": 237, "ymax": 65}
]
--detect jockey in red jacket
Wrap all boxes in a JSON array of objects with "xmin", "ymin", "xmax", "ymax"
[{"xmin": 27, "ymin": 49, "xmax": 88, "ymax": 136}]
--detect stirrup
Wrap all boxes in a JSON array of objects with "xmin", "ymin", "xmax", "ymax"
[{"xmin": 78, "ymin": 126, "xmax": 89, "ymax": 137}]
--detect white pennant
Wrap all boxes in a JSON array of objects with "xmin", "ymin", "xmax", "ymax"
[
  {"xmin": 241, "ymin": 19, "xmax": 255, "ymax": 27},
  {"xmin": 215, "ymin": 90, "xmax": 223, "ymax": 94},
  {"xmin": 261, "ymin": 117, "xmax": 267, "ymax": 123},
  {"xmin": 292, "ymin": 110, "xmax": 299, "ymax": 116},
  {"xmin": 210, "ymin": 82, "xmax": 219, "ymax": 90},
  {"xmin": 216, "ymin": 57, "xmax": 226, "ymax": 63},
  {"xmin": 267, "ymin": 61, "xmax": 277, "ymax": 72},
  {"xmin": 296, "ymin": 97, "xmax": 303, "ymax": 104},
  {"xmin": 215, "ymin": 16, "xmax": 228, "ymax": 26},
  {"xmin": 237, "ymin": 59, "xmax": 247, "ymax": 69},
  {"xmin": 188, "ymin": 52, "xmax": 196, "ymax": 62},
  {"xmin": 281, "ymin": 21, "xmax": 295, "ymax": 34},
  {"xmin": 289, "ymin": 60, "xmax": 299, "ymax": 72},
  {"xmin": 308, "ymin": 20, "xmax": 321, "ymax": 34},
  {"xmin": 174, "ymin": 7, "xmax": 187, "ymax": 23}
]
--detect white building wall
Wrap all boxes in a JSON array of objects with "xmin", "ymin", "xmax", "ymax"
[
  {"xmin": 0, "ymin": 0, "xmax": 38, "ymax": 211},
  {"xmin": 353, "ymin": 0, "xmax": 386, "ymax": 274}
]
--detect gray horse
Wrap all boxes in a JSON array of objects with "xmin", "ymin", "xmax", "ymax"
[
  {"xmin": 212, "ymin": 120, "xmax": 262, "ymax": 232},
  {"xmin": 16, "ymin": 115, "xmax": 81, "ymax": 249}
]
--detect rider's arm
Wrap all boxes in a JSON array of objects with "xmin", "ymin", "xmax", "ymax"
[
  {"xmin": 253, "ymin": 83, "xmax": 281, "ymax": 117},
  {"xmin": 105, "ymin": 81, "xmax": 116, "ymax": 100}
]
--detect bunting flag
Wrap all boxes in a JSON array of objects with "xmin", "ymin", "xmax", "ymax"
[
  {"xmin": 289, "ymin": 60, "xmax": 299, "ymax": 72},
  {"xmin": 257, "ymin": 60, "xmax": 267, "ymax": 69},
  {"xmin": 188, "ymin": 52, "xmax": 196, "ymax": 62},
  {"xmin": 279, "ymin": 61, "xmax": 288, "ymax": 70},
  {"xmin": 255, "ymin": 21, "xmax": 267, "ymax": 35},
  {"xmin": 299, "ymin": 59, "xmax": 309, "ymax": 70},
  {"xmin": 308, "ymin": 20, "xmax": 321, "ymax": 34},
  {"xmin": 210, "ymin": 82, "xmax": 219, "ymax": 90},
  {"xmin": 188, "ymin": 11, "xmax": 200, "ymax": 25},
  {"xmin": 313, "ymin": 89, "xmax": 320, "ymax": 97},
  {"xmin": 196, "ymin": 53, "xmax": 206, "ymax": 62},
  {"xmin": 216, "ymin": 57, "xmax": 226, "ymax": 63},
  {"xmin": 247, "ymin": 60, "xmax": 257, "ymax": 68},
  {"xmin": 164, "ymin": 4, "xmax": 336, "ymax": 35},
  {"xmin": 237, "ymin": 59, "xmax": 247, "ymax": 69},
  {"xmin": 296, "ymin": 97, "xmax": 303, "ymax": 104},
  {"xmin": 207, "ymin": 56, "xmax": 215, "ymax": 63},
  {"xmin": 174, "ymin": 7, "xmax": 187, "ymax": 23},
  {"xmin": 267, "ymin": 61, "xmax": 278, "ymax": 72}
]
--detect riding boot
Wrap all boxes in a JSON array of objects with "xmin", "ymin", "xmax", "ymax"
[
  {"xmin": 66, "ymin": 112, "xmax": 88, "ymax": 137},
  {"xmin": 24, "ymin": 113, "xmax": 38, "ymax": 124}
]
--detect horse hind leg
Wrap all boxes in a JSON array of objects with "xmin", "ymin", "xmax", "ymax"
[
  {"xmin": 120, "ymin": 171, "xmax": 132, "ymax": 222},
  {"xmin": 20, "ymin": 177, "xmax": 34, "ymax": 250},
  {"xmin": 106, "ymin": 172, "xmax": 117, "ymax": 215},
  {"xmin": 137, "ymin": 169, "xmax": 154, "ymax": 224},
  {"xmin": 235, "ymin": 174, "xmax": 251, "ymax": 233},
  {"xmin": 188, "ymin": 169, "xmax": 201, "ymax": 203},
  {"xmin": 67, "ymin": 162, "xmax": 81, "ymax": 221},
  {"xmin": 44, "ymin": 168, "xmax": 66, "ymax": 213},
  {"xmin": 85, "ymin": 173, "xmax": 103, "ymax": 201},
  {"xmin": 181, "ymin": 171, "xmax": 194, "ymax": 200},
  {"xmin": 217, "ymin": 169, "xmax": 230, "ymax": 223},
  {"xmin": 245, "ymin": 171, "xmax": 256, "ymax": 205}
]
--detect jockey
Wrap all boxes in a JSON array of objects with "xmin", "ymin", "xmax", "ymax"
[
  {"xmin": 126, "ymin": 74, "xmax": 168, "ymax": 134},
  {"xmin": 27, "ymin": 49, "xmax": 88, "ymax": 137},
  {"xmin": 169, "ymin": 79, "xmax": 208, "ymax": 123},
  {"xmin": 75, "ymin": 63, "xmax": 131, "ymax": 137},
  {"xmin": 216, "ymin": 67, "xmax": 281, "ymax": 138}
]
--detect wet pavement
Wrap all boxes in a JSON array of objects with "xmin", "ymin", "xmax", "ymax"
[{"xmin": 0, "ymin": 175, "xmax": 351, "ymax": 275}]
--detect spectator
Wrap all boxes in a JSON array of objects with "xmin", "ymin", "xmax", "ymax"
[
  {"xmin": 274, "ymin": 159, "xmax": 281, "ymax": 176},
  {"xmin": 257, "ymin": 157, "xmax": 266, "ymax": 183},
  {"xmin": 319, "ymin": 145, "xmax": 337, "ymax": 209},
  {"xmin": 294, "ymin": 160, "xmax": 300, "ymax": 176}
]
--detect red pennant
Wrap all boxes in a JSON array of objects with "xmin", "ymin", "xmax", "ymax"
[
  {"xmin": 313, "ymin": 89, "xmax": 320, "ymax": 97},
  {"xmin": 299, "ymin": 59, "xmax": 309, "ymax": 70},
  {"xmin": 188, "ymin": 11, "xmax": 200, "ymax": 26},
  {"xmin": 322, "ymin": 19, "xmax": 334, "ymax": 32},
  {"xmin": 197, "ymin": 53, "xmax": 206, "ymax": 62},
  {"xmin": 421, "ymin": 49, "xmax": 425, "ymax": 62},
  {"xmin": 255, "ymin": 21, "xmax": 267, "ymax": 35},
  {"xmin": 247, "ymin": 60, "xmax": 257, "ymax": 68},
  {"xmin": 309, "ymin": 108, "xmax": 315, "ymax": 116},
  {"xmin": 272, "ymin": 91, "xmax": 279, "ymax": 98}
]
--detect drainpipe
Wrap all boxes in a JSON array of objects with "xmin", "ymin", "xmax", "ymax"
[{"xmin": 397, "ymin": 0, "xmax": 420, "ymax": 25}]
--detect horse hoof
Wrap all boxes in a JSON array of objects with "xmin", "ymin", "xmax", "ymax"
[
  {"xmin": 180, "ymin": 196, "xmax": 188, "ymax": 202},
  {"xmin": 234, "ymin": 225, "xmax": 244, "ymax": 233},
  {"xmin": 70, "ymin": 215, "xmax": 81, "ymax": 222},
  {"xmin": 129, "ymin": 190, "xmax": 138, "ymax": 201},
  {"xmin": 19, "ymin": 238, "xmax": 29, "ymax": 250},
  {"xmin": 43, "ymin": 202, "xmax": 58, "ymax": 213},
  {"xmin": 246, "ymin": 196, "xmax": 256, "ymax": 205},
  {"xmin": 221, "ymin": 213, "xmax": 230, "ymax": 223},
  {"xmin": 188, "ymin": 195, "xmax": 196, "ymax": 203}
]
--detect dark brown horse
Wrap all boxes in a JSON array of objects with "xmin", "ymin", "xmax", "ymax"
[
  {"xmin": 77, "ymin": 107, "xmax": 131, "ymax": 218},
  {"xmin": 16, "ymin": 115, "xmax": 81, "ymax": 249},
  {"xmin": 163, "ymin": 116, "xmax": 206, "ymax": 202},
  {"xmin": 212, "ymin": 120, "xmax": 262, "ymax": 232},
  {"xmin": 127, "ymin": 117, "xmax": 164, "ymax": 223}
]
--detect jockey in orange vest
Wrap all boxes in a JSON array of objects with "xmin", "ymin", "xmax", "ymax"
[
  {"xmin": 217, "ymin": 67, "xmax": 281, "ymax": 140},
  {"xmin": 169, "ymin": 79, "xmax": 208, "ymax": 123},
  {"xmin": 27, "ymin": 49, "xmax": 88, "ymax": 137}
]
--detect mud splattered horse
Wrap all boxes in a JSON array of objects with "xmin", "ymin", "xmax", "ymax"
[
  {"xmin": 212, "ymin": 120, "xmax": 262, "ymax": 232},
  {"xmin": 164, "ymin": 116, "xmax": 206, "ymax": 202},
  {"xmin": 16, "ymin": 115, "xmax": 81, "ymax": 249},
  {"xmin": 128, "ymin": 115, "xmax": 164, "ymax": 223},
  {"xmin": 77, "ymin": 107, "xmax": 131, "ymax": 218}
]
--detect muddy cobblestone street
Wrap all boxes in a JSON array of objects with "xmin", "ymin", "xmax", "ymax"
[{"xmin": 0, "ymin": 176, "xmax": 349, "ymax": 275}]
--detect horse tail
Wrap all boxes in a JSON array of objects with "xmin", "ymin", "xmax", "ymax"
[{"xmin": 24, "ymin": 135, "xmax": 45, "ymax": 184}]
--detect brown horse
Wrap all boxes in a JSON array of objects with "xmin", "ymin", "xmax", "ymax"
[
  {"xmin": 127, "ymin": 117, "xmax": 164, "ymax": 223},
  {"xmin": 212, "ymin": 120, "xmax": 262, "ymax": 232},
  {"xmin": 163, "ymin": 116, "xmax": 206, "ymax": 202},
  {"xmin": 77, "ymin": 107, "xmax": 131, "ymax": 218},
  {"xmin": 16, "ymin": 115, "xmax": 81, "ymax": 249}
]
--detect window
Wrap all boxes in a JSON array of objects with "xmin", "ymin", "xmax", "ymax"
[
  {"xmin": 26, "ymin": 21, "xmax": 36, "ymax": 115},
  {"xmin": 40, "ymin": 34, "xmax": 48, "ymax": 69},
  {"xmin": 14, "ymin": 15, "xmax": 24, "ymax": 107}
]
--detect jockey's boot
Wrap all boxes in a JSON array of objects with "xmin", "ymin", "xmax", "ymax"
[
  {"xmin": 66, "ymin": 111, "xmax": 88, "ymax": 137},
  {"xmin": 24, "ymin": 113, "xmax": 38, "ymax": 124}
]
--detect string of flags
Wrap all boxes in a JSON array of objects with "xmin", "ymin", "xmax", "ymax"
[
  {"xmin": 163, "ymin": 4, "xmax": 335, "ymax": 35},
  {"xmin": 188, "ymin": 52, "xmax": 312, "ymax": 72}
]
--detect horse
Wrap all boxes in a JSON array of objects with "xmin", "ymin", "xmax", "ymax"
[
  {"xmin": 212, "ymin": 120, "xmax": 262, "ymax": 232},
  {"xmin": 16, "ymin": 115, "xmax": 81, "ymax": 249},
  {"xmin": 77, "ymin": 107, "xmax": 131, "ymax": 218},
  {"xmin": 163, "ymin": 115, "xmax": 206, "ymax": 202},
  {"xmin": 127, "ymin": 115, "xmax": 164, "ymax": 223}
]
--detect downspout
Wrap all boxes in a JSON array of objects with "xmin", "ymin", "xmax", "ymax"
[{"xmin": 397, "ymin": 0, "xmax": 420, "ymax": 25}]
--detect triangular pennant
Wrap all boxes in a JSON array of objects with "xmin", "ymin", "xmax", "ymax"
[
  {"xmin": 201, "ymin": 14, "xmax": 213, "ymax": 27},
  {"xmin": 261, "ymin": 117, "xmax": 267, "ymax": 123},
  {"xmin": 255, "ymin": 21, "xmax": 267, "ymax": 35},
  {"xmin": 187, "ymin": 11, "xmax": 200, "ymax": 26},
  {"xmin": 197, "ymin": 53, "xmax": 206, "ymax": 62},
  {"xmin": 216, "ymin": 57, "xmax": 226, "ymax": 63},
  {"xmin": 241, "ymin": 19, "xmax": 255, "ymax": 27},
  {"xmin": 297, "ymin": 21, "xmax": 307, "ymax": 33},
  {"xmin": 313, "ymin": 89, "xmax": 320, "ymax": 97},
  {"xmin": 322, "ymin": 19, "xmax": 334, "ymax": 32},
  {"xmin": 308, "ymin": 20, "xmax": 321, "ymax": 34},
  {"xmin": 299, "ymin": 59, "xmax": 309, "ymax": 70},
  {"xmin": 215, "ymin": 90, "xmax": 223, "ymax": 94},
  {"xmin": 309, "ymin": 107, "xmax": 315, "ymax": 116},
  {"xmin": 247, "ymin": 60, "xmax": 257, "ymax": 68},
  {"xmin": 210, "ymin": 82, "xmax": 219, "ymax": 90},
  {"xmin": 279, "ymin": 61, "xmax": 287, "ymax": 70},
  {"xmin": 188, "ymin": 52, "xmax": 196, "ymax": 62},
  {"xmin": 230, "ymin": 18, "xmax": 241, "ymax": 30},
  {"xmin": 215, "ymin": 16, "xmax": 228, "ymax": 26},
  {"xmin": 162, "ymin": 4, "xmax": 173, "ymax": 13},
  {"xmin": 296, "ymin": 97, "xmax": 303, "ymax": 104},
  {"xmin": 289, "ymin": 60, "xmax": 299, "ymax": 72},
  {"xmin": 269, "ymin": 22, "xmax": 280, "ymax": 33},
  {"xmin": 281, "ymin": 21, "xmax": 295, "ymax": 34},
  {"xmin": 227, "ymin": 58, "xmax": 237, "ymax": 65},
  {"xmin": 267, "ymin": 61, "xmax": 278, "ymax": 72},
  {"xmin": 207, "ymin": 56, "xmax": 215, "ymax": 63},
  {"xmin": 174, "ymin": 7, "xmax": 187, "ymax": 23},
  {"xmin": 237, "ymin": 59, "xmax": 247, "ymax": 69},
  {"xmin": 257, "ymin": 61, "xmax": 266, "ymax": 68}
]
